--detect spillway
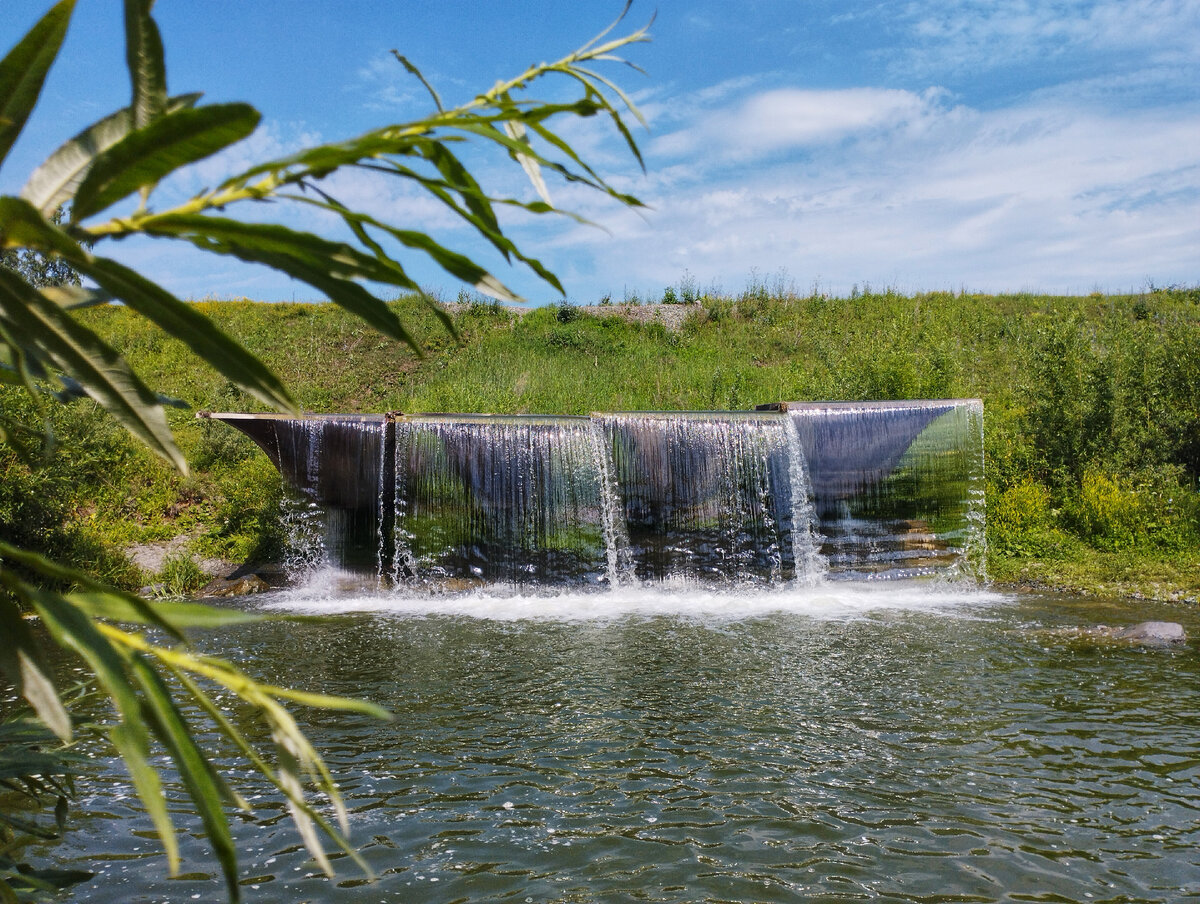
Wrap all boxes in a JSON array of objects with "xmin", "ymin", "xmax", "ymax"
[{"xmin": 201, "ymin": 399, "xmax": 984, "ymax": 586}]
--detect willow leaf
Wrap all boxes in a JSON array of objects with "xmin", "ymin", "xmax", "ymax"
[
  {"xmin": 129, "ymin": 656, "xmax": 241, "ymax": 902},
  {"xmin": 376, "ymin": 155, "xmax": 566, "ymax": 293},
  {"xmin": 0, "ymin": 542, "xmax": 185, "ymax": 642},
  {"xmin": 503, "ymin": 119, "xmax": 551, "ymax": 205},
  {"xmin": 0, "ymin": 268, "xmax": 184, "ymax": 472},
  {"xmin": 218, "ymin": 131, "xmax": 412, "ymax": 189},
  {"xmin": 272, "ymin": 728, "xmax": 334, "ymax": 876},
  {"xmin": 109, "ymin": 721, "xmax": 179, "ymax": 873},
  {"xmin": 123, "ymin": 0, "xmax": 167, "ymax": 130},
  {"xmin": 259, "ymin": 684, "xmax": 392, "ymax": 721},
  {"xmin": 39, "ymin": 285, "xmax": 113, "ymax": 309},
  {"xmin": 78, "ymin": 257, "xmax": 297, "ymax": 413},
  {"xmin": 141, "ymin": 214, "xmax": 405, "ymax": 284},
  {"xmin": 390, "ymin": 52, "xmax": 443, "ymax": 111},
  {"xmin": 70, "ymin": 592, "xmax": 265, "ymax": 629},
  {"xmin": 72, "ymin": 104, "xmax": 260, "ymax": 220},
  {"xmin": 0, "ymin": 0, "xmax": 75, "ymax": 168},
  {"xmin": 140, "ymin": 216, "xmax": 420, "ymax": 351},
  {"xmin": 30, "ymin": 591, "xmax": 181, "ymax": 874},
  {"xmin": 0, "ymin": 599, "xmax": 71, "ymax": 742},
  {"xmin": 421, "ymin": 142, "xmax": 502, "ymax": 241},
  {"xmin": 285, "ymin": 192, "xmax": 520, "ymax": 304},
  {"xmin": 21, "ymin": 93, "xmax": 201, "ymax": 215},
  {"xmin": 253, "ymin": 254, "xmax": 420, "ymax": 353},
  {"xmin": 167, "ymin": 666, "xmax": 370, "ymax": 875}
]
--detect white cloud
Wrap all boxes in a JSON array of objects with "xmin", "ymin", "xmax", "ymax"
[
  {"xmin": 532, "ymin": 85, "xmax": 1200, "ymax": 297},
  {"xmin": 354, "ymin": 53, "xmax": 420, "ymax": 112},
  {"xmin": 898, "ymin": 0, "xmax": 1200, "ymax": 75},
  {"xmin": 652, "ymin": 87, "xmax": 942, "ymax": 160}
]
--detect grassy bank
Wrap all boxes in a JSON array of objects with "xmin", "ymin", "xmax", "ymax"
[{"xmin": 3, "ymin": 285, "xmax": 1198, "ymax": 599}]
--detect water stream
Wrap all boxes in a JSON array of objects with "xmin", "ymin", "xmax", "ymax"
[{"xmin": 41, "ymin": 587, "xmax": 1200, "ymax": 903}]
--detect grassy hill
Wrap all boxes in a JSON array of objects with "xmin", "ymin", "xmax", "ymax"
[{"xmin": 3, "ymin": 285, "xmax": 1198, "ymax": 600}]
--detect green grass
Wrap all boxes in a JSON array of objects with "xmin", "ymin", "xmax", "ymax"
[{"xmin": 3, "ymin": 285, "xmax": 1197, "ymax": 599}]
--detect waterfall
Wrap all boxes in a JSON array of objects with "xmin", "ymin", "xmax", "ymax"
[
  {"xmin": 256, "ymin": 415, "xmax": 388, "ymax": 578},
  {"xmin": 589, "ymin": 419, "xmax": 633, "ymax": 586},
  {"xmin": 275, "ymin": 418, "xmax": 327, "ymax": 577},
  {"xmin": 786, "ymin": 401, "xmax": 985, "ymax": 580},
  {"xmin": 205, "ymin": 398, "xmax": 984, "ymax": 588},
  {"xmin": 391, "ymin": 415, "xmax": 609, "ymax": 586},
  {"xmin": 596, "ymin": 412, "xmax": 802, "ymax": 585},
  {"xmin": 784, "ymin": 416, "xmax": 827, "ymax": 586}
]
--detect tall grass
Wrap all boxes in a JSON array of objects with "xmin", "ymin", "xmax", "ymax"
[{"xmin": 4, "ymin": 285, "xmax": 1196, "ymax": 594}]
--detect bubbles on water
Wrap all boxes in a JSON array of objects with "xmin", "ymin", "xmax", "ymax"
[{"xmin": 257, "ymin": 579, "xmax": 1008, "ymax": 624}]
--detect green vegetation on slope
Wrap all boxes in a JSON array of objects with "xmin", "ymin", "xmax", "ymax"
[{"xmin": 3, "ymin": 286, "xmax": 1198, "ymax": 599}]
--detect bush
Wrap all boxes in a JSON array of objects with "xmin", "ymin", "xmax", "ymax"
[
  {"xmin": 988, "ymin": 478, "xmax": 1063, "ymax": 557},
  {"xmin": 1064, "ymin": 471, "xmax": 1142, "ymax": 550},
  {"xmin": 555, "ymin": 300, "xmax": 580, "ymax": 323},
  {"xmin": 702, "ymin": 297, "xmax": 733, "ymax": 323}
]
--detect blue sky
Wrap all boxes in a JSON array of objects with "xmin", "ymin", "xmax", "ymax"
[{"xmin": 4, "ymin": 0, "xmax": 1198, "ymax": 303}]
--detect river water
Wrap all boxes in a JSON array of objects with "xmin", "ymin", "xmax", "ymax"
[{"xmin": 42, "ymin": 583, "xmax": 1200, "ymax": 903}]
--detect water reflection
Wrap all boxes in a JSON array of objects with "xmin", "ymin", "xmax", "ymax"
[{"xmin": 41, "ymin": 589, "xmax": 1200, "ymax": 902}]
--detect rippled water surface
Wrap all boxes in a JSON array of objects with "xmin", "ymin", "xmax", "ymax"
[{"xmin": 45, "ymin": 585, "xmax": 1200, "ymax": 902}]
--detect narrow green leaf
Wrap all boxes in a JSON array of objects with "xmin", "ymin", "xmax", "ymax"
[
  {"xmin": 503, "ymin": 119, "xmax": 552, "ymax": 205},
  {"xmin": 285, "ymin": 191, "xmax": 518, "ymax": 305},
  {"xmin": 78, "ymin": 257, "xmax": 297, "ymax": 413},
  {"xmin": 4, "ymin": 866, "xmax": 94, "ymax": 891},
  {"xmin": 390, "ymin": 52, "xmax": 443, "ymax": 112},
  {"xmin": 262, "ymin": 699, "xmax": 350, "ymax": 838},
  {"xmin": 21, "ymin": 93, "xmax": 202, "ymax": 215},
  {"xmin": 271, "ymin": 727, "xmax": 334, "ymax": 876},
  {"xmin": 0, "ymin": 0, "xmax": 76, "ymax": 167},
  {"xmin": 123, "ymin": 0, "xmax": 167, "ymax": 130},
  {"xmin": 29, "ymin": 591, "xmax": 142, "ymax": 726},
  {"xmin": 218, "ymin": 130, "xmax": 429, "ymax": 189},
  {"xmin": 372, "ymin": 154, "xmax": 566, "ymax": 294},
  {"xmin": 30, "ymin": 591, "xmax": 181, "ymax": 874},
  {"xmin": 168, "ymin": 666, "xmax": 372, "ymax": 878},
  {"xmin": 140, "ymin": 215, "xmax": 421, "ymax": 352},
  {"xmin": 0, "ymin": 267, "xmax": 185, "ymax": 472},
  {"xmin": 0, "ymin": 540, "xmax": 186, "ymax": 642},
  {"xmin": 109, "ymin": 721, "xmax": 180, "ymax": 873},
  {"xmin": 0, "ymin": 809, "xmax": 60, "ymax": 838},
  {"xmin": 422, "ymin": 142, "xmax": 502, "ymax": 244},
  {"xmin": 72, "ymin": 104, "xmax": 260, "ymax": 220},
  {"xmin": 0, "ymin": 195, "xmax": 83, "ymax": 255},
  {"xmin": 39, "ymin": 285, "xmax": 114, "ymax": 309},
  {"xmin": 0, "ymin": 598, "xmax": 71, "ymax": 742},
  {"xmin": 70, "ymin": 592, "xmax": 265, "ymax": 629},
  {"xmin": 129, "ymin": 655, "xmax": 241, "ymax": 902},
  {"xmin": 260, "ymin": 684, "xmax": 393, "ymax": 721},
  {"xmin": 141, "ymin": 213, "xmax": 403, "ymax": 284}
]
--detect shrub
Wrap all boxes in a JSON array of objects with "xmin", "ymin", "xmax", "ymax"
[
  {"xmin": 1063, "ymin": 470, "xmax": 1143, "ymax": 550},
  {"xmin": 702, "ymin": 297, "xmax": 733, "ymax": 323},
  {"xmin": 679, "ymin": 270, "xmax": 698, "ymax": 304},
  {"xmin": 988, "ymin": 478, "xmax": 1062, "ymax": 558}
]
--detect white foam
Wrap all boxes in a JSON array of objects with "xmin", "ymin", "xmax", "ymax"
[{"xmin": 256, "ymin": 578, "xmax": 1010, "ymax": 623}]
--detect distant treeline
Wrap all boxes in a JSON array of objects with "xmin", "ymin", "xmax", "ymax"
[{"xmin": 2, "ymin": 285, "xmax": 1197, "ymax": 597}]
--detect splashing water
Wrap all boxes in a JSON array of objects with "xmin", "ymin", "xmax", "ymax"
[{"xmin": 213, "ymin": 401, "xmax": 984, "ymax": 590}]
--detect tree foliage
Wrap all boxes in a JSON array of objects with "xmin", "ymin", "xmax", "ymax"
[{"xmin": 0, "ymin": 0, "xmax": 648, "ymax": 899}]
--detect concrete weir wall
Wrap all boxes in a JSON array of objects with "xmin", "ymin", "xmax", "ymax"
[{"xmin": 200, "ymin": 400, "xmax": 984, "ymax": 585}]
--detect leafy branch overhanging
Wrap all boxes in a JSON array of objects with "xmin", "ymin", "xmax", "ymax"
[{"xmin": 0, "ymin": 1, "xmax": 648, "ymax": 899}]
